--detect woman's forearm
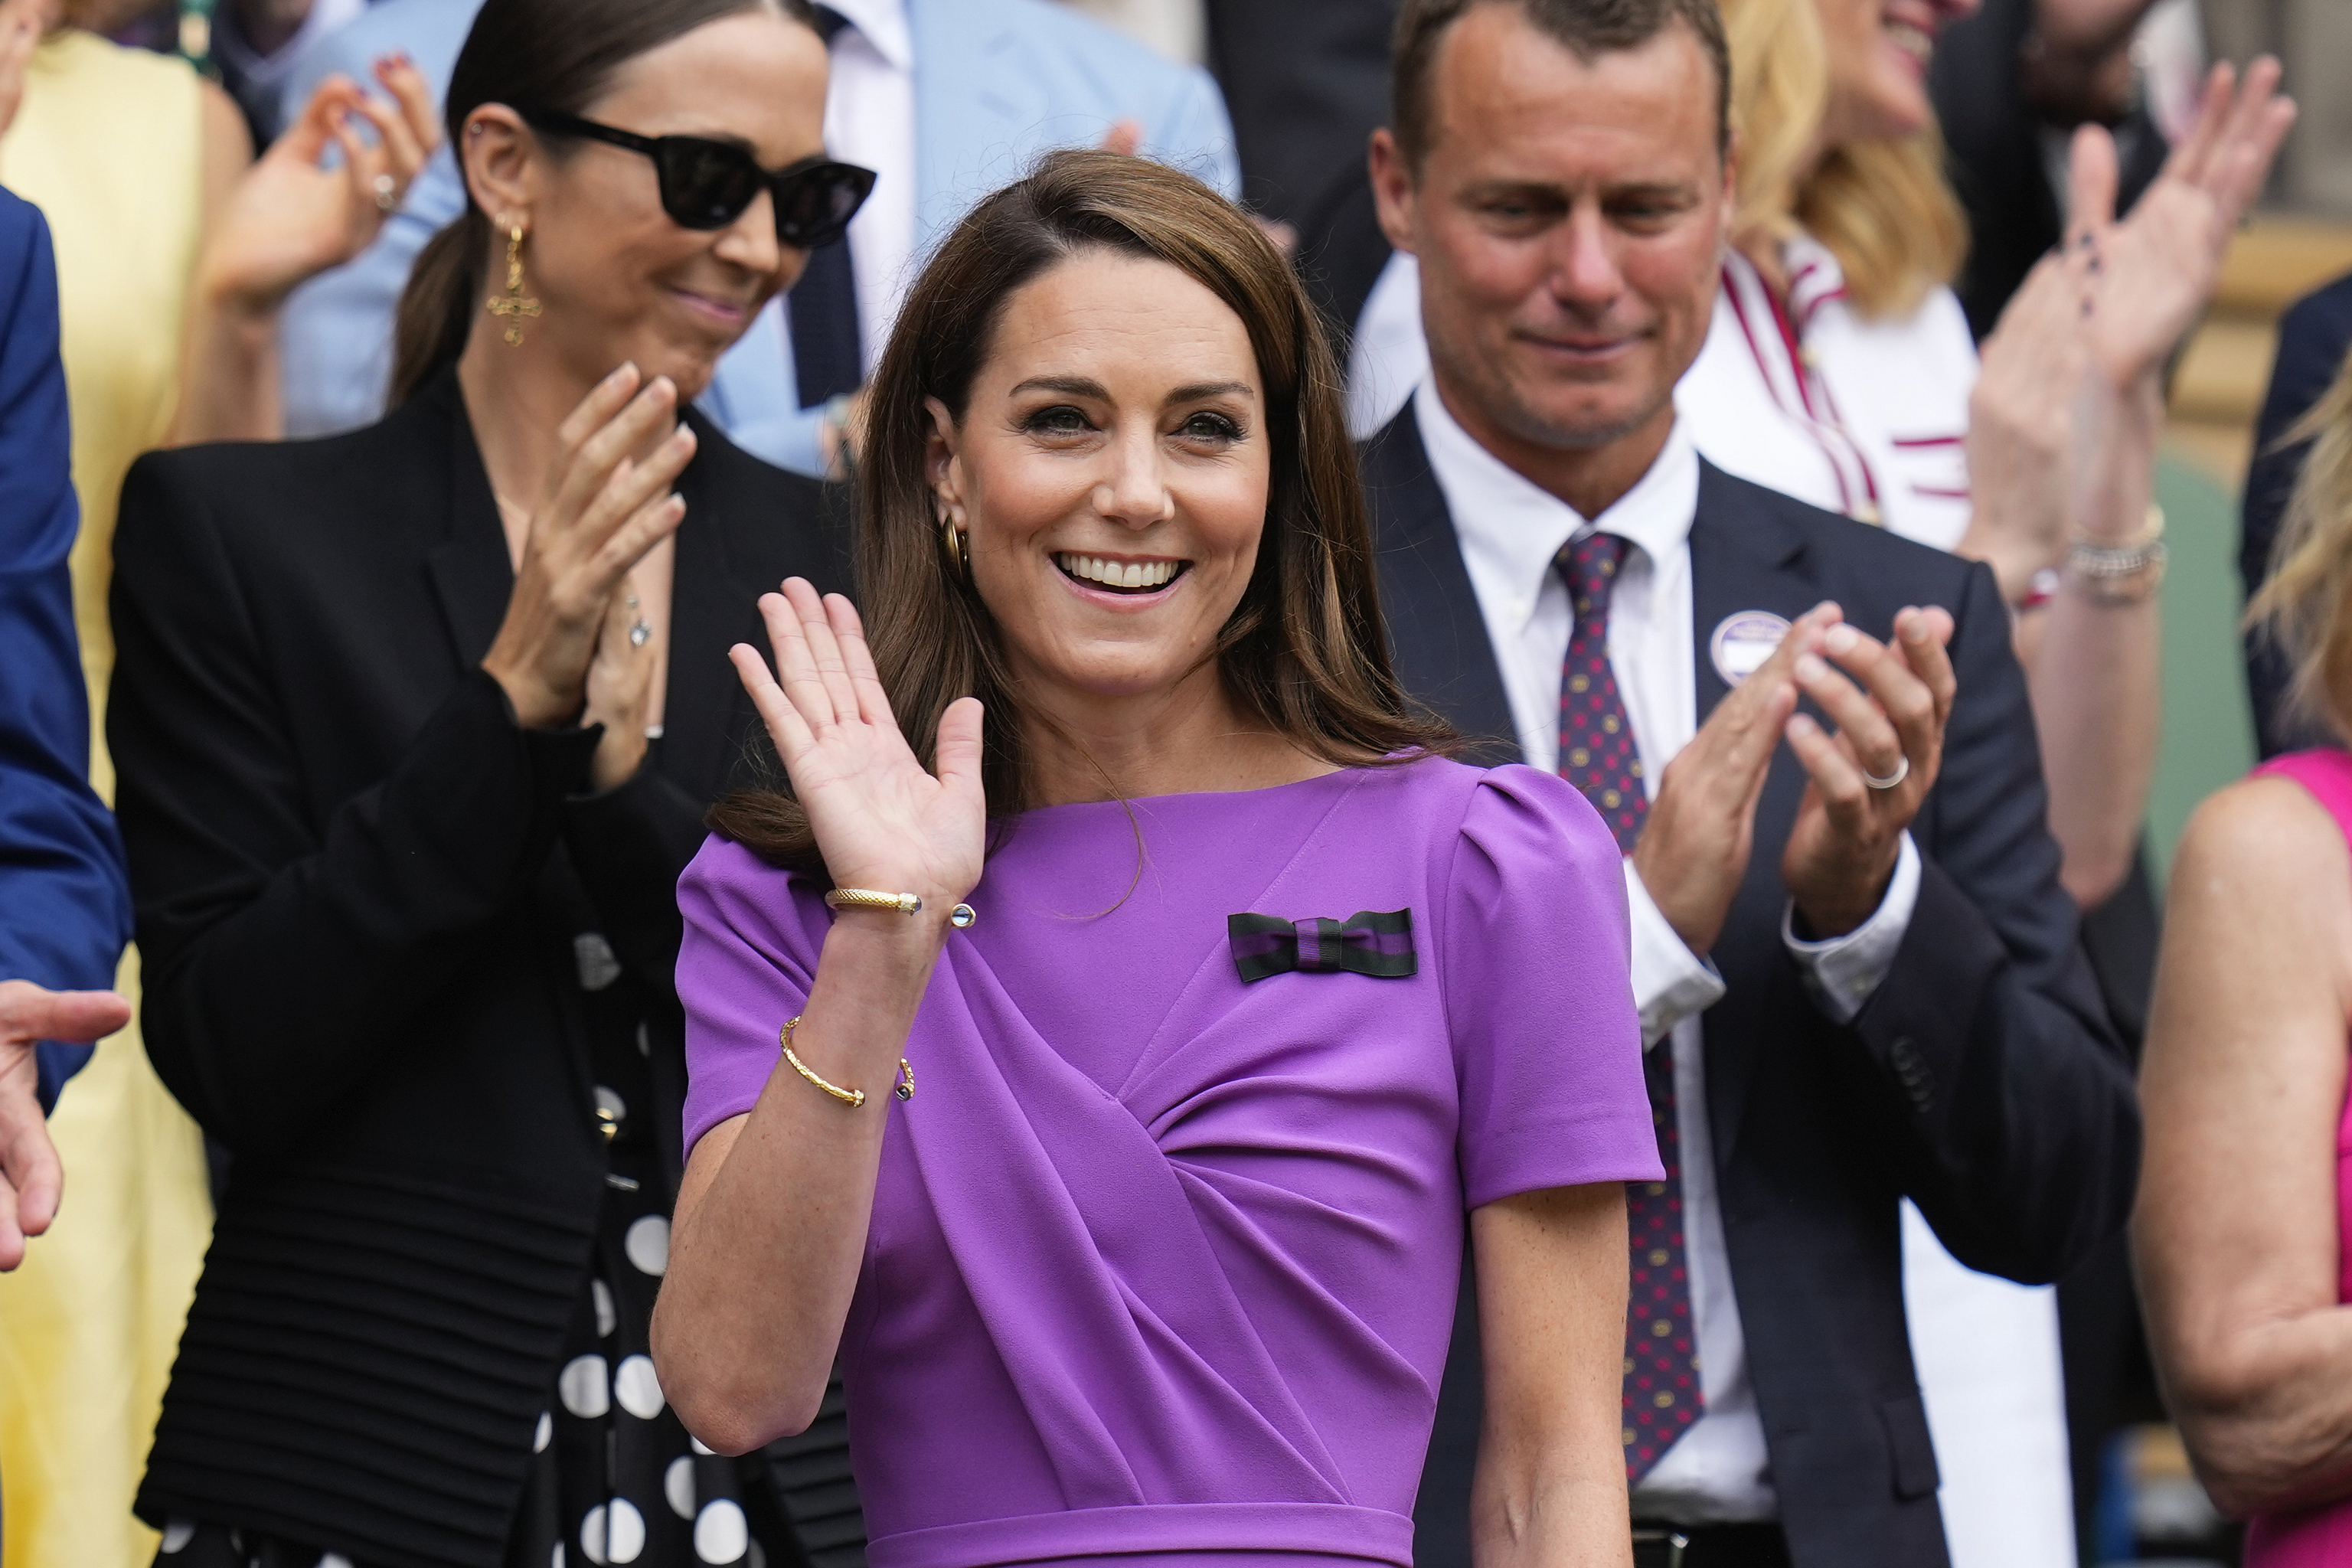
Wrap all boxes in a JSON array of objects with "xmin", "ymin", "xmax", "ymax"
[
  {"xmin": 2023, "ymin": 371, "xmax": 2164, "ymax": 907},
  {"xmin": 654, "ymin": 910, "xmax": 944, "ymax": 1454},
  {"xmin": 169, "ymin": 283, "xmax": 285, "ymax": 446},
  {"xmin": 1468, "ymin": 1187, "xmax": 1635, "ymax": 1568}
]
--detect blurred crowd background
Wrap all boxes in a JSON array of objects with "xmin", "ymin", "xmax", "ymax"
[{"xmin": 2, "ymin": 0, "xmax": 2350, "ymax": 1565}]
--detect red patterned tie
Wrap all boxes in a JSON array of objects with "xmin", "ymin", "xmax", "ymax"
[{"xmin": 1555, "ymin": 532, "xmax": 1703, "ymax": 1482}]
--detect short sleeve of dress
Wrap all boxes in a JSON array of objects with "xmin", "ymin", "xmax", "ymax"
[
  {"xmin": 677, "ymin": 835, "xmax": 830, "ymax": 1155},
  {"xmin": 1443, "ymin": 766, "xmax": 1664, "ymax": 1208}
]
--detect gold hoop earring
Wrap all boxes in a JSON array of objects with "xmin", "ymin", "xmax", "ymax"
[
  {"xmin": 486, "ymin": 222, "xmax": 541, "ymax": 347},
  {"xmin": 939, "ymin": 508, "xmax": 969, "ymax": 580}
]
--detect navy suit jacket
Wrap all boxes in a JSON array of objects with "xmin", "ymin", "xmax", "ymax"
[
  {"xmin": 0, "ymin": 186, "xmax": 131, "ymax": 1110},
  {"xmin": 1361, "ymin": 408, "xmax": 2138, "ymax": 1567},
  {"xmin": 2241, "ymin": 271, "xmax": 2352, "ymax": 758}
]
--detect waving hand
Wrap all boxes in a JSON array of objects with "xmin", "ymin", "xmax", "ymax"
[{"xmin": 730, "ymin": 580, "xmax": 985, "ymax": 913}]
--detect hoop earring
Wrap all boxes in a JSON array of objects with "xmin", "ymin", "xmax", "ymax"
[
  {"xmin": 939, "ymin": 508, "xmax": 969, "ymax": 580},
  {"xmin": 486, "ymin": 222, "xmax": 541, "ymax": 347}
]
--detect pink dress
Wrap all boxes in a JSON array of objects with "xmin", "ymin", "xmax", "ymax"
[{"xmin": 2243, "ymin": 748, "xmax": 2352, "ymax": 1566}]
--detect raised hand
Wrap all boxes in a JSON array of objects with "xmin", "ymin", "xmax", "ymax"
[
  {"xmin": 582, "ymin": 571, "xmax": 663, "ymax": 791},
  {"xmin": 1781, "ymin": 607, "xmax": 1957, "ymax": 938},
  {"xmin": 2077, "ymin": 57, "xmax": 2295, "ymax": 390},
  {"xmin": 1632, "ymin": 603, "xmax": 1833, "ymax": 955},
  {"xmin": 729, "ymin": 580, "xmax": 985, "ymax": 920},
  {"xmin": 1963, "ymin": 243, "xmax": 2096, "ymax": 598},
  {"xmin": 195, "ymin": 53, "xmax": 443, "ymax": 313},
  {"xmin": 0, "ymin": 979, "xmax": 132, "ymax": 1271},
  {"xmin": 482, "ymin": 364, "xmax": 694, "ymax": 730}
]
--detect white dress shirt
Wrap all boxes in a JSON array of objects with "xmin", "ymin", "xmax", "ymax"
[
  {"xmin": 788, "ymin": 0, "xmax": 918, "ymax": 378},
  {"xmin": 1413, "ymin": 379, "xmax": 1922, "ymax": 1522}
]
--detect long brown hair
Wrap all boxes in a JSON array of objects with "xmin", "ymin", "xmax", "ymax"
[
  {"xmin": 388, "ymin": 0, "xmax": 808, "ymax": 404},
  {"xmin": 710, "ymin": 149, "xmax": 1452, "ymax": 872}
]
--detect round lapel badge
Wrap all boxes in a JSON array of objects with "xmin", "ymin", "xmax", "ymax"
[{"xmin": 1710, "ymin": 610, "xmax": 1793, "ymax": 688}]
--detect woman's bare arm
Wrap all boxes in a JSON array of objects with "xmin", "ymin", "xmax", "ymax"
[
  {"xmin": 2137, "ymin": 774, "xmax": 2352, "ymax": 1517},
  {"xmin": 652, "ymin": 582, "xmax": 985, "ymax": 1454},
  {"xmin": 169, "ymin": 60, "xmax": 438, "ymax": 445},
  {"xmin": 1471, "ymin": 1182, "xmax": 1635, "ymax": 1568}
]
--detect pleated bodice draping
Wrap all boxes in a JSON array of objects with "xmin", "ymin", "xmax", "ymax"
[{"xmin": 680, "ymin": 760, "xmax": 1663, "ymax": 1568}]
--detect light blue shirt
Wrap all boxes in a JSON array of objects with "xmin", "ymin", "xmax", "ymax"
[{"xmin": 277, "ymin": 0, "xmax": 1241, "ymax": 473}]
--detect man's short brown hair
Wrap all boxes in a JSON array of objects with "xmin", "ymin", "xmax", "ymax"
[{"xmin": 1390, "ymin": 0, "xmax": 1732, "ymax": 168}]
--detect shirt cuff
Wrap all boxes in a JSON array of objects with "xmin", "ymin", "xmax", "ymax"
[
  {"xmin": 1781, "ymin": 832, "xmax": 1922, "ymax": 1024},
  {"xmin": 1625, "ymin": 859, "xmax": 1727, "ymax": 1048}
]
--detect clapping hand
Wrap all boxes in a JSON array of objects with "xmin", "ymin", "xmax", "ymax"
[
  {"xmin": 481, "ymin": 363, "xmax": 694, "ymax": 789},
  {"xmin": 195, "ymin": 53, "xmax": 442, "ymax": 314},
  {"xmin": 730, "ymin": 580, "xmax": 984, "ymax": 928},
  {"xmin": 1781, "ymin": 606, "xmax": 1957, "ymax": 938},
  {"xmin": 0, "ymin": 979, "xmax": 132, "ymax": 1271},
  {"xmin": 2074, "ymin": 57, "xmax": 2294, "ymax": 393},
  {"xmin": 1633, "ymin": 604, "xmax": 1827, "ymax": 955}
]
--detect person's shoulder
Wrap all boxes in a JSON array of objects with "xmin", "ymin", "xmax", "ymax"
[
  {"xmin": 0, "ymin": 185, "xmax": 45, "ymax": 275},
  {"xmin": 2177, "ymin": 764, "xmax": 2352, "ymax": 915},
  {"xmin": 299, "ymin": 0, "xmax": 476, "ymax": 68},
  {"xmin": 982, "ymin": 0, "xmax": 1200, "ymax": 82},
  {"xmin": 119, "ymin": 411, "xmax": 426, "ymax": 544},
  {"xmin": 1698, "ymin": 460, "xmax": 1981, "ymax": 596},
  {"xmin": 1357, "ymin": 757, "xmax": 1619, "ymax": 867},
  {"xmin": 2279, "ymin": 272, "xmax": 2352, "ymax": 344}
]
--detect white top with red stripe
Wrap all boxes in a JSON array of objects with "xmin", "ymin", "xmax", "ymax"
[{"xmin": 1674, "ymin": 233, "xmax": 1978, "ymax": 550}]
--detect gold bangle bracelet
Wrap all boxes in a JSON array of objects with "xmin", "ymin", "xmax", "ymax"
[
  {"xmin": 822, "ymin": 887, "xmax": 978, "ymax": 928},
  {"xmin": 779, "ymin": 1015, "xmax": 914, "ymax": 1108}
]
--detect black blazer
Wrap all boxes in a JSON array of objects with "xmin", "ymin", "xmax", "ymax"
[
  {"xmin": 109, "ymin": 372, "xmax": 847, "ymax": 1567},
  {"xmin": 1362, "ymin": 409, "xmax": 2138, "ymax": 1567}
]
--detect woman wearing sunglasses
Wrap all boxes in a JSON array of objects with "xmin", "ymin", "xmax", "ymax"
[{"xmin": 106, "ymin": 1, "xmax": 867, "ymax": 1564}]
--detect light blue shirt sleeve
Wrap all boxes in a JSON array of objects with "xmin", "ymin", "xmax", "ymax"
[{"xmin": 276, "ymin": 0, "xmax": 482, "ymax": 436}]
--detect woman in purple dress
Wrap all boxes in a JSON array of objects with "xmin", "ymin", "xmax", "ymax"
[{"xmin": 652, "ymin": 150, "xmax": 1663, "ymax": 1568}]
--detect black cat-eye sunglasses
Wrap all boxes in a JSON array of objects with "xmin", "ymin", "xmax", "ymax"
[{"xmin": 518, "ymin": 107, "xmax": 877, "ymax": 250}]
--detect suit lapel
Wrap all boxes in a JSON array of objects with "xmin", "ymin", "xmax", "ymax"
[
  {"xmin": 423, "ymin": 376, "xmax": 515, "ymax": 670},
  {"xmin": 1687, "ymin": 462, "xmax": 1818, "ymax": 1167},
  {"xmin": 1361, "ymin": 407, "xmax": 1522, "ymax": 766}
]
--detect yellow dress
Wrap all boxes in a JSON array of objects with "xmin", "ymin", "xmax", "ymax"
[{"xmin": 0, "ymin": 30, "xmax": 215, "ymax": 1568}]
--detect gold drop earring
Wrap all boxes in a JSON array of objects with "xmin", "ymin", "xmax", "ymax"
[
  {"xmin": 938, "ymin": 501, "xmax": 969, "ymax": 580},
  {"xmin": 486, "ymin": 221, "xmax": 541, "ymax": 347}
]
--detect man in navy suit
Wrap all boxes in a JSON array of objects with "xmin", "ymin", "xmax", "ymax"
[
  {"xmin": 273, "ymin": 0, "xmax": 1240, "ymax": 472},
  {"xmin": 1357, "ymin": 2, "xmax": 2137, "ymax": 1563},
  {"xmin": 0, "ymin": 185, "xmax": 134, "ymax": 1271}
]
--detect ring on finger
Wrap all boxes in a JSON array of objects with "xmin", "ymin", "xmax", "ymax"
[
  {"xmin": 629, "ymin": 619, "xmax": 652, "ymax": 649},
  {"xmin": 1861, "ymin": 754, "xmax": 1909, "ymax": 792},
  {"xmin": 372, "ymin": 173, "xmax": 400, "ymax": 212}
]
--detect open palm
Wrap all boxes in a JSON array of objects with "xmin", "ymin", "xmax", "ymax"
[{"xmin": 730, "ymin": 580, "xmax": 985, "ymax": 910}]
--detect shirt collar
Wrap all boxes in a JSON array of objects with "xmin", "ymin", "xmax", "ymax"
[
  {"xmin": 821, "ymin": 0, "xmax": 913, "ymax": 69},
  {"xmin": 1413, "ymin": 378, "xmax": 1699, "ymax": 632}
]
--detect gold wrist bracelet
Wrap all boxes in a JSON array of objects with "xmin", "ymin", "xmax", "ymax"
[
  {"xmin": 823, "ymin": 887, "xmax": 978, "ymax": 928},
  {"xmin": 779, "ymin": 1014, "xmax": 913, "ymax": 1108}
]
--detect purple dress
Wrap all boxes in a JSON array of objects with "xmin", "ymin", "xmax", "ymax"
[{"xmin": 678, "ymin": 760, "xmax": 1663, "ymax": 1568}]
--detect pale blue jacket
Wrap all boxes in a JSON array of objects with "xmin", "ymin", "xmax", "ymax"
[{"xmin": 277, "ymin": 0, "xmax": 1240, "ymax": 474}]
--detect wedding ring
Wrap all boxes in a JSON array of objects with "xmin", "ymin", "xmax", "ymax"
[
  {"xmin": 628, "ymin": 619, "xmax": 652, "ymax": 648},
  {"xmin": 371, "ymin": 172, "xmax": 399, "ymax": 212},
  {"xmin": 1861, "ymin": 755, "xmax": 1909, "ymax": 791}
]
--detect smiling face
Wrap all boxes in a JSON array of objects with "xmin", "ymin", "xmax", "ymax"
[
  {"xmin": 468, "ymin": 8, "xmax": 828, "ymax": 400},
  {"xmin": 927, "ymin": 249, "xmax": 1272, "ymax": 716},
  {"xmin": 1373, "ymin": 4, "xmax": 1730, "ymax": 499},
  {"xmin": 1812, "ymin": 0, "xmax": 1980, "ymax": 147}
]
